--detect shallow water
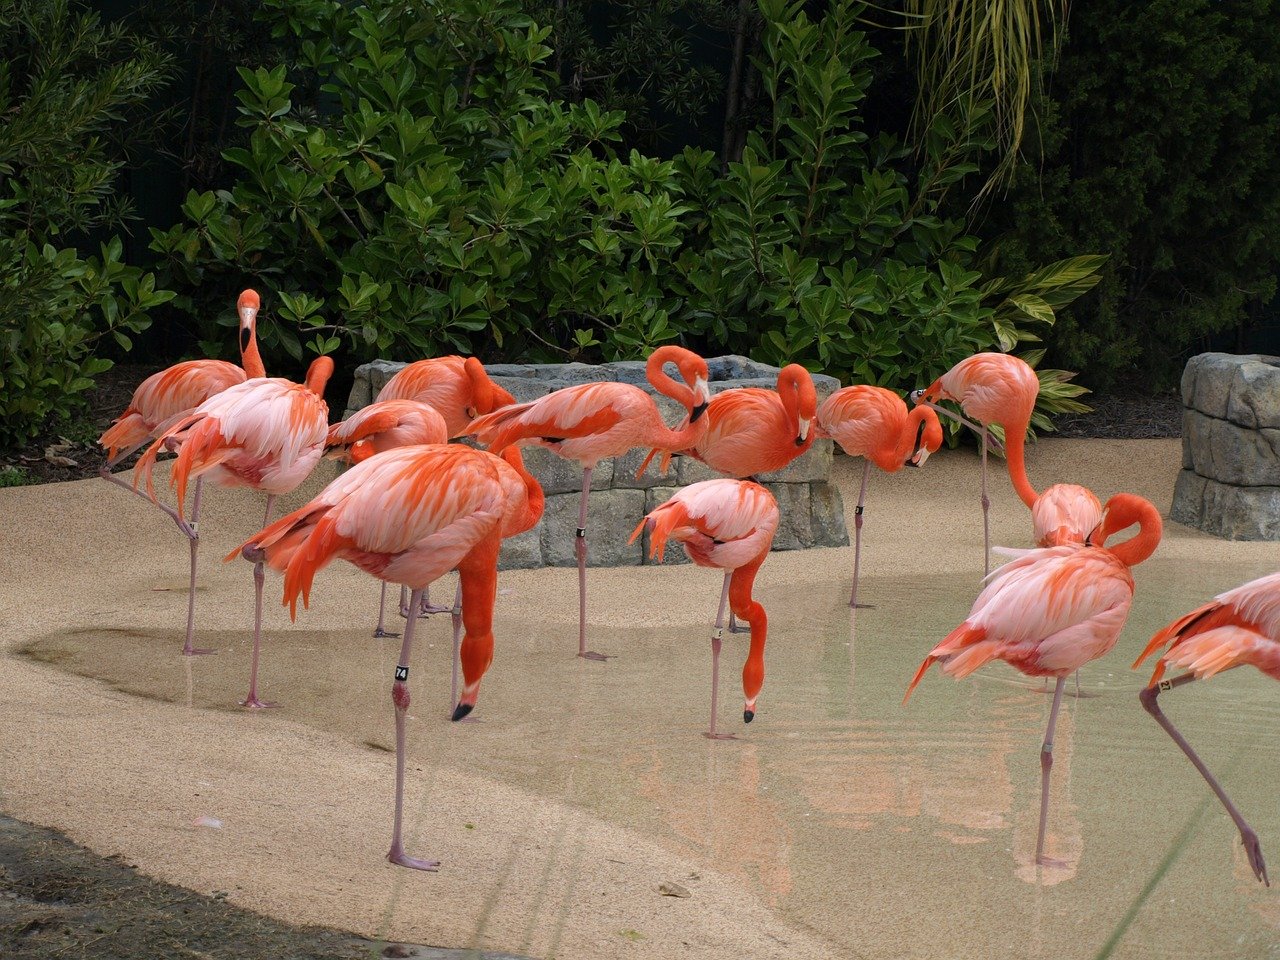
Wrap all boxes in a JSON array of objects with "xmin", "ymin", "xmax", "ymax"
[{"xmin": 24, "ymin": 553, "xmax": 1280, "ymax": 959}]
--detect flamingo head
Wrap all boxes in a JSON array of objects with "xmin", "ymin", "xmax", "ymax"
[
  {"xmin": 237, "ymin": 289, "xmax": 260, "ymax": 350},
  {"xmin": 906, "ymin": 405, "xmax": 944, "ymax": 468}
]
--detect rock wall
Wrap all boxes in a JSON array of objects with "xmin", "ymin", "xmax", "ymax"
[
  {"xmin": 345, "ymin": 356, "xmax": 851, "ymax": 568},
  {"xmin": 1170, "ymin": 352, "xmax": 1280, "ymax": 540}
]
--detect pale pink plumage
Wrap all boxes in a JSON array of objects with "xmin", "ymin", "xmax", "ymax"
[
  {"xmin": 376, "ymin": 356, "xmax": 515, "ymax": 438},
  {"xmin": 326, "ymin": 399, "xmax": 448, "ymax": 463},
  {"xmin": 1032, "ymin": 483, "xmax": 1103, "ymax": 547}
]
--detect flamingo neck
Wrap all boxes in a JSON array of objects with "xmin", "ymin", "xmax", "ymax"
[
  {"xmin": 731, "ymin": 560, "xmax": 768, "ymax": 708},
  {"xmin": 305, "ymin": 356, "xmax": 334, "ymax": 396},
  {"xmin": 1103, "ymin": 501, "xmax": 1164, "ymax": 568},
  {"xmin": 646, "ymin": 346, "xmax": 696, "ymax": 409},
  {"xmin": 1002, "ymin": 421, "xmax": 1039, "ymax": 509},
  {"xmin": 502, "ymin": 447, "xmax": 545, "ymax": 527},
  {"xmin": 464, "ymin": 357, "xmax": 495, "ymax": 413},
  {"xmin": 240, "ymin": 321, "xmax": 266, "ymax": 378}
]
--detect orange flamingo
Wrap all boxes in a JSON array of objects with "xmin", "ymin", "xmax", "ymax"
[
  {"xmin": 376, "ymin": 355, "xmax": 516, "ymax": 439},
  {"xmin": 643, "ymin": 363, "xmax": 817, "ymax": 479},
  {"xmin": 99, "ymin": 288, "xmax": 266, "ymax": 655},
  {"xmin": 632, "ymin": 479, "xmax": 779, "ymax": 739},
  {"xmin": 325, "ymin": 400, "xmax": 450, "ymax": 637},
  {"xmin": 1133, "ymin": 570, "xmax": 1280, "ymax": 885},
  {"xmin": 914, "ymin": 352, "xmax": 1102, "ymax": 574},
  {"xmin": 234, "ymin": 444, "xmax": 508, "ymax": 870},
  {"xmin": 465, "ymin": 345, "xmax": 712, "ymax": 661},
  {"xmin": 815, "ymin": 385, "xmax": 943, "ymax": 609},
  {"xmin": 135, "ymin": 357, "xmax": 334, "ymax": 694},
  {"xmin": 905, "ymin": 493, "xmax": 1163, "ymax": 867}
]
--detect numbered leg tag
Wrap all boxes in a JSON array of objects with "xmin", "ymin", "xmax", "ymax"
[
  {"xmin": 394, "ymin": 665, "xmax": 409, "ymax": 682},
  {"xmin": 575, "ymin": 528, "xmax": 587, "ymax": 538}
]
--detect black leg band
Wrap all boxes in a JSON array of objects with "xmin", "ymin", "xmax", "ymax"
[{"xmin": 395, "ymin": 665, "xmax": 409, "ymax": 682}]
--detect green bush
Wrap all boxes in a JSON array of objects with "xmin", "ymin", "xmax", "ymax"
[
  {"xmin": 0, "ymin": 0, "xmax": 175, "ymax": 449},
  {"xmin": 151, "ymin": 0, "xmax": 1098, "ymax": 428}
]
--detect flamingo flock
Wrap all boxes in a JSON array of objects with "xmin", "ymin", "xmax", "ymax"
[{"xmin": 97, "ymin": 289, "xmax": 1278, "ymax": 880}]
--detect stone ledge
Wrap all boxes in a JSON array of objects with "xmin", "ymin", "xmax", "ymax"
[
  {"xmin": 1170, "ymin": 469, "xmax": 1280, "ymax": 541},
  {"xmin": 1181, "ymin": 352, "xmax": 1280, "ymax": 427}
]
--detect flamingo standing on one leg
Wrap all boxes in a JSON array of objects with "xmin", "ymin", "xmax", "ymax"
[
  {"xmin": 465, "ymin": 345, "xmax": 712, "ymax": 661},
  {"xmin": 1132, "ymin": 570, "xmax": 1280, "ymax": 885},
  {"xmin": 233, "ymin": 444, "xmax": 508, "ymax": 870},
  {"xmin": 913, "ymin": 352, "xmax": 1102, "ymax": 574},
  {"xmin": 135, "ymin": 357, "xmax": 334, "ymax": 705},
  {"xmin": 815, "ymin": 385, "xmax": 943, "ymax": 609},
  {"xmin": 325, "ymin": 400, "xmax": 450, "ymax": 638},
  {"xmin": 632, "ymin": 479, "xmax": 779, "ymax": 739},
  {"xmin": 375, "ymin": 356, "xmax": 516, "ymax": 616},
  {"xmin": 904, "ymin": 493, "xmax": 1163, "ymax": 867},
  {"xmin": 98, "ymin": 288, "xmax": 267, "ymax": 655}
]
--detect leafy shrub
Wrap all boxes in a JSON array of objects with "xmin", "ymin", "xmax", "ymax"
[
  {"xmin": 0, "ymin": 0, "xmax": 175, "ymax": 449},
  {"xmin": 152, "ymin": 0, "xmax": 1098, "ymax": 429}
]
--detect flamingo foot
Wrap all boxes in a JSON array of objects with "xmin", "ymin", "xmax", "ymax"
[
  {"xmin": 387, "ymin": 845, "xmax": 440, "ymax": 872},
  {"xmin": 239, "ymin": 696, "xmax": 280, "ymax": 710},
  {"xmin": 703, "ymin": 731, "xmax": 738, "ymax": 741},
  {"xmin": 399, "ymin": 601, "xmax": 451, "ymax": 618},
  {"xmin": 848, "ymin": 602, "xmax": 876, "ymax": 610},
  {"xmin": 727, "ymin": 622, "xmax": 751, "ymax": 635},
  {"xmin": 1035, "ymin": 854, "xmax": 1070, "ymax": 869},
  {"xmin": 578, "ymin": 650, "xmax": 614, "ymax": 661},
  {"xmin": 181, "ymin": 646, "xmax": 217, "ymax": 657},
  {"xmin": 373, "ymin": 627, "xmax": 401, "ymax": 639},
  {"xmin": 1242, "ymin": 827, "xmax": 1270, "ymax": 886}
]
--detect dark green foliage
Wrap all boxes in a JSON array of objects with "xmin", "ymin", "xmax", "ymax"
[
  {"xmin": 984, "ymin": 0, "xmax": 1280, "ymax": 389},
  {"xmin": 0, "ymin": 0, "xmax": 176, "ymax": 448},
  {"xmin": 151, "ymin": 0, "xmax": 1097, "ymax": 428}
]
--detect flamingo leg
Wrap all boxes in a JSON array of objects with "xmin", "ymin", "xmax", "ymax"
[
  {"xmin": 99, "ymin": 443, "xmax": 196, "ymax": 538},
  {"xmin": 241, "ymin": 494, "xmax": 279, "ymax": 710},
  {"xmin": 919, "ymin": 401, "xmax": 1004, "ymax": 453},
  {"xmin": 728, "ymin": 612, "xmax": 750, "ymax": 634},
  {"xmin": 576, "ymin": 466, "xmax": 612, "ymax": 661},
  {"xmin": 849, "ymin": 460, "xmax": 874, "ymax": 609},
  {"xmin": 1035, "ymin": 677, "xmax": 1067, "ymax": 865},
  {"xmin": 980, "ymin": 427, "xmax": 991, "ymax": 578},
  {"xmin": 705, "ymin": 572, "xmax": 736, "ymax": 741},
  {"xmin": 1140, "ymin": 674, "xmax": 1269, "ymax": 885},
  {"xmin": 373, "ymin": 582, "xmax": 399, "ymax": 639},
  {"xmin": 388, "ymin": 587, "xmax": 440, "ymax": 872},
  {"xmin": 180, "ymin": 478, "xmax": 215, "ymax": 656},
  {"xmin": 399, "ymin": 583, "xmax": 451, "ymax": 618}
]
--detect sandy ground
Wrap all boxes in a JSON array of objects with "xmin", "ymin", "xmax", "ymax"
[{"xmin": 1, "ymin": 439, "xmax": 1277, "ymax": 960}]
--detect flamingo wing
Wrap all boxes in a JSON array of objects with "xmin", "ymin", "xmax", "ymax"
[
  {"xmin": 815, "ymin": 386, "xmax": 903, "ymax": 460},
  {"xmin": 636, "ymin": 479, "xmax": 779, "ymax": 567},
  {"xmin": 99, "ymin": 360, "xmax": 246, "ymax": 458},
  {"xmin": 691, "ymin": 389, "xmax": 791, "ymax": 476},
  {"xmin": 376, "ymin": 357, "xmax": 472, "ymax": 436},
  {"xmin": 939, "ymin": 353, "xmax": 1039, "ymax": 424},
  {"xmin": 1033, "ymin": 483, "xmax": 1103, "ymax": 547},
  {"xmin": 464, "ymin": 382, "xmax": 628, "ymax": 453},
  {"xmin": 327, "ymin": 400, "xmax": 448, "ymax": 458}
]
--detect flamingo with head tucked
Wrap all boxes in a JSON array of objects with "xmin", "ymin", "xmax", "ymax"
[
  {"xmin": 913, "ymin": 352, "xmax": 1102, "ymax": 575},
  {"xmin": 465, "ymin": 345, "xmax": 712, "ymax": 661},
  {"xmin": 632, "ymin": 479, "xmax": 779, "ymax": 739},
  {"xmin": 815, "ymin": 385, "xmax": 943, "ymax": 609},
  {"xmin": 135, "ymin": 356, "xmax": 334, "ymax": 699},
  {"xmin": 905, "ymin": 493, "xmax": 1163, "ymax": 867},
  {"xmin": 1133, "ymin": 570, "xmax": 1280, "ymax": 886},
  {"xmin": 325, "ymin": 399, "xmax": 450, "ymax": 637},
  {"xmin": 233, "ymin": 444, "xmax": 508, "ymax": 870},
  {"xmin": 99, "ymin": 288, "xmax": 266, "ymax": 655}
]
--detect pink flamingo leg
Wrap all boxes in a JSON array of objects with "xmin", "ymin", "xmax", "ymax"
[
  {"xmin": 1035, "ymin": 676, "xmax": 1067, "ymax": 865},
  {"xmin": 99, "ymin": 444, "xmax": 196, "ymax": 538},
  {"xmin": 373, "ymin": 582, "xmax": 399, "ymax": 639},
  {"xmin": 241, "ymin": 495, "xmax": 279, "ymax": 710},
  {"xmin": 919, "ymin": 400, "xmax": 1004, "ymax": 452},
  {"xmin": 388, "ymin": 587, "xmax": 441, "ymax": 871},
  {"xmin": 980, "ymin": 427, "xmax": 991, "ymax": 578},
  {"xmin": 1140, "ymin": 675, "xmax": 1269, "ymax": 885},
  {"xmin": 180, "ymin": 478, "xmax": 215, "ymax": 656},
  {"xmin": 849, "ymin": 460, "xmax": 874, "ymax": 609},
  {"xmin": 576, "ymin": 467, "xmax": 612, "ymax": 661},
  {"xmin": 399, "ymin": 584, "xmax": 450, "ymax": 618},
  {"xmin": 705, "ymin": 572, "xmax": 736, "ymax": 741}
]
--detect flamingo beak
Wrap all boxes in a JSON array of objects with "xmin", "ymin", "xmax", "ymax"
[
  {"xmin": 796, "ymin": 417, "xmax": 811, "ymax": 445},
  {"xmin": 911, "ymin": 446, "xmax": 931, "ymax": 468},
  {"xmin": 239, "ymin": 306, "xmax": 256, "ymax": 351},
  {"xmin": 908, "ymin": 388, "xmax": 925, "ymax": 406},
  {"xmin": 1085, "ymin": 511, "xmax": 1107, "ymax": 546}
]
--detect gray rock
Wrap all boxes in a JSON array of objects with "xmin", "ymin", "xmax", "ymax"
[
  {"xmin": 676, "ymin": 453, "xmax": 722, "ymax": 486},
  {"xmin": 482, "ymin": 363, "xmax": 538, "ymax": 379},
  {"xmin": 498, "ymin": 525, "xmax": 543, "ymax": 570},
  {"xmin": 809, "ymin": 481, "xmax": 851, "ymax": 547},
  {"xmin": 613, "ymin": 445, "xmax": 673, "ymax": 489},
  {"xmin": 493, "ymin": 376, "xmax": 553, "ymax": 405},
  {"xmin": 757, "ymin": 440, "xmax": 834, "ymax": 484},
  {"xmin": 1183, "ymin": 353, "xmax": 1236, "ymax": 417},
  {"xmin": 1224, "ymin": 355, "xmax": 1280, "ymax": 429},
  {"xmin": 601, "ymin": 360, "xmax": 651, "ymax": 385},
  {"xmin": 540, "ymin": 488, "xmax": 646, "ymax": 567},
  {"xmin": 518, "ymin": 446, "xmax": 613, "ymax": 495},
  {"xmin": 525, "ymin": 363, "xmax": 615, "ymax": 384},
  {"xmin": 640, "ymin": 487, "xmax": 691, "ymax": 565},
  {"xmin": 1184, "ymin": 410, "xmax": 1280, "ymax": 487},
  {"xmin": 762, "ymin": 482, "xmax": 812, "ymax": 550},
  {"xmin": 1171, "ymin": 469, "xmax": 1280, "ymax": 540}
]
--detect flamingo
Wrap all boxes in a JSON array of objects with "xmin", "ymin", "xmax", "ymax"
[
  {"xmin": 325, "ymin": 400, "xmax": 450, "ymax": 638},
  {"xmin": 233, "ymin": 444, "xmax": 508, "ymax": 870},
  {"xmin": 376, "ymin": 355, "xmax": 516, "ymax": 439},
  {"xmin": 815, "ymin": 385, "xmax": 943, "ymax": 609},
  {"xmin": 913, "ymin": 352, "xmax": 1102, "ymax": 574},
  {"xmin": 465, "ymin": 345, "xmax": 712, "ymax": 661},
  {"xmin": 98, "ymin": 288, "xmax": 266, "ymax": 655},
  {"xmin": 135, "ymin": 356, "xmax": 334, "ymax": 701},
  {"xmin": 904, "ymin": 493, "xmax": 1163, "ymax": 867},
  {"xmin": 375, "ymin": 356, "xmax": 515, "ymax": 616},
  {"xmin": 1133, "ymin": 570, "xmax": 1280, "ymax": 885},
  {"xmin": 631, "ymin": 479, "xmax": 778, "ymax": 739}
]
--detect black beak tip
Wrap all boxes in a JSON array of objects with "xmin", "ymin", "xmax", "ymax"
[
  {"xmin": 794, "ymin": 435, "xmax": 805, "ymax": 446},
  {"xmin": 905, "ymin": 459, "xmax": 919, "ymax": 469},
  {"xmin": 240, "ymin": 327, "xmax": 251, "ymax": 351},
  {"xmin": 690, "ymin": 402, "xmax": 708, "ymax": 423},
  {"xmin": 451, "ymin": 703, "xmax": 473, "ymax": 722},
  {"xmin": 743, "ymin": 709, "xmax": 754, "ymax": 724}
]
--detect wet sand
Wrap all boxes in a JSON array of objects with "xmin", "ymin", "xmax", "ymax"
[{"xmin": 2, "ymin": 439, "xmax": 1277, "ymax": 959}]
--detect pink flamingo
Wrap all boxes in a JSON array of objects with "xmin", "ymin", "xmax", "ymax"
[
  {"xmin": 1133, "ymin": 570, "xmax": 1280, "ymax": 885},
  {"xmin": 905, "ymin": 493, "xmax": 1163, "ymax": 866},
  {"xmin": 815, "ymin": 385, "xmax": 943, "ymax": 609},
  {"xmin": 325, "ymin": 400, "xmax": 450, "ymax": 637},
  {"xmin": 99, "ymin": 288, "xmax": 266, "ymax": 655},
  {"xmin": 376, "ymin": 356, "xmax": 516, "ymax": 438},
  {"xmin": 135, "ymin": 357, "xmax": 334, "ymax": 701},
  {"xmin": 914, "ymin": 352, "xmax": 1101, "ymax": 574},
  {"xmin": 632, "ymin": 479, "xmax": 779, "ymax": 739},
  {"xmin": 465, "ymin": 345, "xmax": 712, "ymax": 661},
  {"xmin": 233, "ymin": 444, "xmax": 508, "ymax": 870}
]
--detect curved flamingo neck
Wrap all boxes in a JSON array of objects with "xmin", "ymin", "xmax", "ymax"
[
  {"xmin": 892, "ymin": 405, "xmax": 928, "ymax": 463},
  {"xmin": 1002, "ymin": 419, "xmax": 1039, "ymax": 509},
  {"xmin": 305, "ymin": 357, "xmax": 334, "ymax": 396},
  {"xmin": 464, "ymin": 357, "xmax": 495, "ymax": 412},
  {"xmin": 732, "ymin": 559, "xmax": 768, "ymax": 707},
  {"xmin": 502, "ymin": 447, "xmax": 545, "ymax": 528},
  {"xmin": 1102, "ymin": 500, "xmax": 1163, "ymax": 568},
  {"xmin": 646, "ymin": 346, "xmax": 696, "ymax": 409},
  {"xmin": 240, "ymin": 317, "xmax": 266, "ymax": 379}
]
